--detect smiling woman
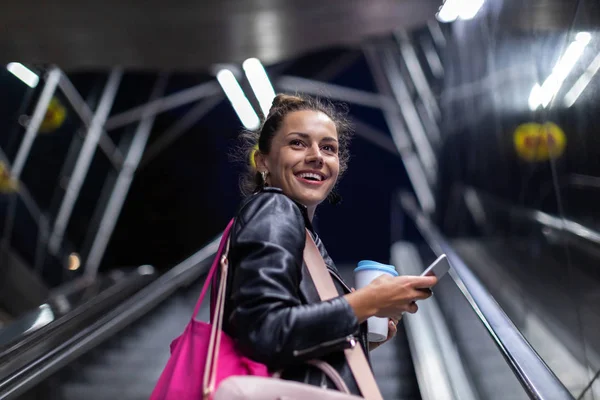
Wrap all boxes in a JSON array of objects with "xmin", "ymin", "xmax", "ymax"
[
  {"xmin": 253, "ymin": 105, "xmax": 345, "ymax": 218},
  {"xmin": 218, "ymin": 94, "xmax": 437, "ymax": 396},
  {"xmin": 236, "ymin": 94, "xmax": 352, "ymax": 209}
]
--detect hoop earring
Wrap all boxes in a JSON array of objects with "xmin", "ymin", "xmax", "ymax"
[{"xmin": 260, "ymin": 171, "xmax": 268, "ymax": 186}]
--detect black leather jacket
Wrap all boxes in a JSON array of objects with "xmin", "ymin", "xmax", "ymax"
[{"xmin": 222, "ymin": 188, "xmax": 370, "ymax": 395}]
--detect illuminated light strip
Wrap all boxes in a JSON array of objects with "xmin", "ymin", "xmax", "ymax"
[
  {"xmin": 436, "ymin": 0, "xmax": 484, "ymax": 23},
  {"xmin": 7, "ymin": 62, "xmax": 39, "ymax": 88},
  {"xmin": 563, "ymin": 51, "xmax": 600, "ymax": 107},
  {"xmin": 529, "ymin": 32, "xmax": 591, "ymax": 110},
  {"xmin": 216, "ymin": 69, "xmax": 260, "ymax": 130},
  {"xmin": 243, "ymin": 58, "xmax": 276, "ymax": 117}
]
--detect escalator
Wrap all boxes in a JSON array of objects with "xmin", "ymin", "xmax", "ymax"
[
  {"xmin": 1, "ymin": 193, "xmax": 583, "ymax": 400},
  {"xmin": 451, "ymin": 187, "xmax": 600, "ymax": 398},
  {"xmin": 19, "ymin": 278, "xmax": 206, "ymax": 400},
  {"xmin": 1, "ymin": 236, "xmax": 424, "ymax": 400},
  {"xmin": 13, "ymin": 267, "xmax": 422, "ymax": 400},
  {"xmin": 451, "ymin": 238, "xmax": 600, "ymax": 398}
]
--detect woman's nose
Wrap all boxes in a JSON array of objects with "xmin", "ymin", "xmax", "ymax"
[{"xmin": 306, "ymin": 145, "xmax": 324, "ymax": 165}]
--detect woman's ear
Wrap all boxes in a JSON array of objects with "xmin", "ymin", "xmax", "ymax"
[{"xmin": 254, "ymin": 151, "xmax": 268, "ymax": 173}]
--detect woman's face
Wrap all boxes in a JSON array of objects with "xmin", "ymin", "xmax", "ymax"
[{"xmin": 256, "ymin": 110, "xmax": 340, "ymax": 212}]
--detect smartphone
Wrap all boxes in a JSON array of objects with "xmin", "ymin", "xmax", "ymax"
[{"xmin": 420, "ymin": 254, "xmax": 450, "ymax": 279}]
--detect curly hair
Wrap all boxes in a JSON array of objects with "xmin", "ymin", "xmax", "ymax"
[{"xmin": 234, "ymin": 93, "xmax": 354, "ymax": 198}]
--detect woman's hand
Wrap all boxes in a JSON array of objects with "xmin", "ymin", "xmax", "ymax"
[
  {"xmin": 369, "ymin": 317, "xmax": 399, "ymax": 351},
  {"xmin": 345, "ymin": 275, "xmax": 437, "ymax": 323}
]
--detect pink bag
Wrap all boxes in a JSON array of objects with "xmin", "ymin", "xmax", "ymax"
[{"xmin": 149, "ymin": 219, "xmax": 270, "ymax": 400}]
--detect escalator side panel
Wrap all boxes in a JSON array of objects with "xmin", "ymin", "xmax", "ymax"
[
  {"xmin": 417, "ymin": 246, "xmax": 528, "ymax": 400},
  {"xmin": 451, "ymin": 239, "xmax": 600, "ymax": 398}
]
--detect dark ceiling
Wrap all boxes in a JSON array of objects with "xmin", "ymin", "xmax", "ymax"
[{"xmin": 1, "ymin": 0, "xmax": 442, "ymax": 71}]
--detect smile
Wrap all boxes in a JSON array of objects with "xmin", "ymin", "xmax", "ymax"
[{"xmin": 295, "ymin": 171, "xmax": 328, "ymax": 185}]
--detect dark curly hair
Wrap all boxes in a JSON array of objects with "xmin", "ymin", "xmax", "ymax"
[{"xmin": 235, "ymin": 93, "xmax": 353, "ymax": 198}]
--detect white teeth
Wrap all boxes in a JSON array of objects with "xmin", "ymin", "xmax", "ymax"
[{"xmin": 298, "ymin": 172, "xmax": 323, "ymax": 181}]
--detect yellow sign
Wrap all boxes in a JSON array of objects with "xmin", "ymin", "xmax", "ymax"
[
  {"xmin": 0, "ymin": 162, "xmax": 19, "ymax": 193},
  {"xmin": 513, "ymin": 122, "xmax": 566, "ymax": 162},
  {"xmin": 40, "ymin": 97, "xmax": 67, "ymax": 133}
]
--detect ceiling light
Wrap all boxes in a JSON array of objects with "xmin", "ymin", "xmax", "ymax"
[
  {"xmin": 7, "ymin": 62, "xmax": 39, "ymax": 88},
  {"xmin": 436, "ymin": 0, "xmax": 484, "ymax": 23},
  {"xmin": 529, "ymin": 32, "xmax": 591, "ymax": 110},
  {"xmin": 243, "ymin": 58, "xmax": 276, "ymax": 117},
  {"xmin": 216, "ymin": 69, "xmax": 260, "ymax": 130}
]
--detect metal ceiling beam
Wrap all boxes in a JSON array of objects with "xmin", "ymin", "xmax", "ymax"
[
  {"xmin": 381, "ymin": 45, "xmax": 437, "ymax": 184},
  {"xmin": 104, "ymin": 80, "xmax": 221, "ymax": 131},
  {"xmin": 12, "ymin": 68, "xmax": 61, "ymax": 179},
  {"xmin": 84, "ymin": 74, "xmax": 168, "ymax": 279},
  {"xmin": 363, "ymin": 44, "xmax": 435, "ymax": 214},
  {"xmin": 395, "ymin": 30, "xmax": 441, "ymax": 122},
  {"xmin": 275, "ymin": 76, "xmax": 398, "ymax": 111},
  {"xmin": 48, "ymin": 69, "xmax": 122, "ymax": 255},
  {"xmin": 57, "ymin": 73, "xmax": 124, "ymax": 167},
  {"xmin": 349, "ymin": 118, "xmax": 404, "ymax": 157},
  {"xmin": 427, "ymin": 20, "xmax": 447, "ymax": 49},
  {"xmin": 314, "ymin": 51, "xmax": 362, "ymax": 82},
  {"xmin": 137, "ymin": 95, "xmax": 223, "ymax": 170}
]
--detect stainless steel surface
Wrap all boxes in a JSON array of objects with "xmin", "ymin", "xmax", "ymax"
[
  {"xmin": 450, "ymin": 238, "xmax": 600, "ymax": 399},
  {"xmin": 392, "ymin": 241, "xmax": 479, "ymax": 400},
  {"xmin": 1, "ymin": 0, "xmax": 441, "ymax": 70},
  {"xmin": 399, "ymin": 192, "xmax": 574, "ymax": 400}
]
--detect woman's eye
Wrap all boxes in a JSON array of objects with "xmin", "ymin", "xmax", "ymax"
[
  {"xmin": 290, "ymin": 140, "xmax": 304, "ymax": 147},
  {"xmin": 322, "ymin": 145, "xmax": 337, "ymax": 153}
]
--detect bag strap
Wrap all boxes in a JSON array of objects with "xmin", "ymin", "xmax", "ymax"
[
  {"xmin": 303, "ymin": 231, "xmax": 384, "ymax": 400},
  {"xmin": 192, "ymin": 218, "xmax": 235, "ymax": 321},
  {"xmin": 203, "ymin": 239, "xmax": 231, "ymax": 398}
]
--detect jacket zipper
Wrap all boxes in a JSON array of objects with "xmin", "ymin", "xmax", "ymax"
[{"xmin": 293, "ymin": 335, "xmax": 357, "ymax": 357}]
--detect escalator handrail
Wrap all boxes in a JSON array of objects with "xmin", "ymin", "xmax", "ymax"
[
  {"xmin": 464, "ymin": 186, "xmax": 600, "ymax": 247},
  {"xmin": 0, "ymin": 233, "xmax": 221, "ymax": 400},
  {"xmin": 399, "ymin": 192, "xmax": 574, "ymax": 400},
  {"xmin": 0, "ymin": 268, "xmax": 153, "ymax": 356}
]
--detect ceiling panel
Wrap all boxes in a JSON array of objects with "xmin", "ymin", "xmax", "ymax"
[{"xmin": 1, "ymin": 0, "xmax": 442, "ymax": 71}]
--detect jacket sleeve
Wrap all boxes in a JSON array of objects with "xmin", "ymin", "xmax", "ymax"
[{"xmin": 228, "ymin": 192, "xmax": 359, "ymax": 369}]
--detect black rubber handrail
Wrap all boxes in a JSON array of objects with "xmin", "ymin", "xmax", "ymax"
[
  {"xmin": 0, "ymin": 267, "xmax": 155, "ymax": 385},
  {"xmin": 399, "ymin": 191, "xmax": 574, "ymax": 400},
  {"xmin": 0, "ymin": 268, "xmax": 152, "ymax": 354},
  {"xmin": 0, "ymin": 232, "xmax": 221, "ymax": 400}
]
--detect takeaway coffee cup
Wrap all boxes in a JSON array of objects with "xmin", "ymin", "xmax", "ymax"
[{"xmin": 354, "ymin": 260, "xmax": 399, "ymax": 342}]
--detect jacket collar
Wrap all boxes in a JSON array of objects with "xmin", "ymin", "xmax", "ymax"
[{"xmin": 259, "ymin": 187, "xmax": 315, "ymax": 232}]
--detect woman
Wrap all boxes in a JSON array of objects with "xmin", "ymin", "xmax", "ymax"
[{"xmin": 223, "ymin": 94, "xmax": 436, "ymax": 396}]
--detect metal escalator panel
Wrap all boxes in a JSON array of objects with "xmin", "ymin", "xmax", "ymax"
[
  {"xmin": 415, "ymin": 244, "xmax": 528, "ymax": 400},
  {"xmin": 391, "ymin": 241, "xmax": 528, "ymax": 400},
  {"xmin": 398, "ymin": 191, "xmax": 575, "ymax": 400},
  {"xmin": 0, "ymin": 233, "xmax": 222, "ymax": 400},
  {"xmin": 451, "ymin": 238, "xmax": 600, "ymax": 399},
  {"xmin": 17, "ymin": 277, "xmax": 207, "ymax": 400}
]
